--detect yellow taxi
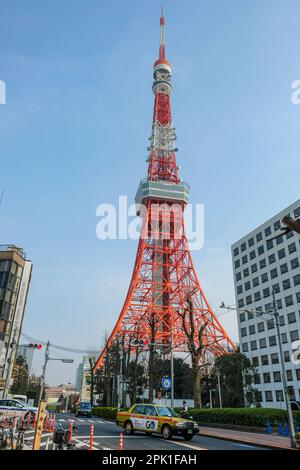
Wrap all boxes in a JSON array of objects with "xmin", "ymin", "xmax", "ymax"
[{"xmin": 116, "ymin": 404, "xmax": 199, "ymax": 441}]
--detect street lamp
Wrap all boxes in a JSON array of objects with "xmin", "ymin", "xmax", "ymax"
[
  {"xmin": 38, "ymin": 341, "xmax": 74, "ymax": 404},
  {"xmin": 220, "ymin": 289, "xmax": 297, "ymax": 448}
]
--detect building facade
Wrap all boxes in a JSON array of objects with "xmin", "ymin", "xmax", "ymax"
[
  {"xmin": 16, "ymin": 344, "xmax": 34, "ymax": 373},
  {"xmin": 232, "ymin": 200, "xmax": 300, "ymax": 408},
  {"xmin": 0, "ymin": 245, "xmax": 32, "ymax": 396}
]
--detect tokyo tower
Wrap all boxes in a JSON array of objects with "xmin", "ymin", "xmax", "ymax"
[{"xmin": 94, "ymin": 13, "xmax": 236, "ymax": 371}]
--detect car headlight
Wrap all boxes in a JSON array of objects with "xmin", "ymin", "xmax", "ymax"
[
  {"xmin": 176, "ymin": 422, "xmax": 185, "ymax": 428},
  {"xmin": 193, "ymin": 422, "xmax": 198, "ymax": 428}
]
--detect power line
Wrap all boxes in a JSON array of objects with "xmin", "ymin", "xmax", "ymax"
[{"xmin": 21, "ymin": 333, "xmax": 100, "ymax": 355}]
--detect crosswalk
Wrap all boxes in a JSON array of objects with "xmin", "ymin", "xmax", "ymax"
[{"xmin": 56, "ymin": 417, "xmax": 113, "ymax": 424}]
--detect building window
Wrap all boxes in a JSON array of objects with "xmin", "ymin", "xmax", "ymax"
[
  {"xmin": 261, "ymin": 273, "xmax": 268, "ymax": 283},
  {"xmin": 291, "ymin": 258, "xmax": 300, "ymax": 269},
  {"xmin": 242, "ymin": 343, "xmax": 248, "ymax": 352},
  {"xmin": 284, "ymin": 351, "xmax": 290, "ymax": 362},
  {"xmin": 286, "ymin": 231, "xmax": 294, "ymax": 239},
  {"xmin": 294, "ymin": 207, "xmax": 300, "ymax": 218},
  {"xmin": 252, "ymin": 357, "xmax": 259, "ymax": 366},
  {"xmin": 250, "ymin": 250, "xmax": 256, "ymax": 260},
  {"xmin": 238, "ymin": 299, "xmax": 244, "ymax": 308},
  {"xmin": 267, "ymin": 320, "xmax": 274, "ymax": 330},
  {"xmin": 258, "ymin": 245, "xmax": 264, "ymax": 256},
  {"xmin": 241, "ymin": 327, "xmax": 247, "ymax": 337},
  {"xmin": 256, "ymin": 232, "xmax": 262, "ymax": 242},
  {"xmin": 268, "ymin": 254, "xmax": 276, "ymax": 264},
  {"xmin": 248, "ymin": 237, "xmax": 254, "ymax": 247},
  {"xmin": 249, "ymin": 324, "xmax": 256, "ymax": 335},
  {"xmin": 246, "ymin": 295, "xmax": 252, "ymax": 305},
  {"xmin": 290, "ymin": 330, "xmax": 299, "ymax": 341},
  {"xmin": 276, "ymin": 235, "xmax": 284, "ymax": 245},
  {"xmin": 259, "ymin": 259, "xmax": 266, "ymax": 269},
  {"xmin": 265, "ymin": 391, "xmax": 273, "ymax": 402},
  {"xmin": 260, "ymin": 338, "xmax": 267, "ymax": 348},
  {"xmin": 237, "ymin": 285, "xmax": 243, "ymax": 294},
  {"xmin": 285, "ymin": 295, "xmax": 294, "ymax": 307},
  {"xmin": 242, "ymin": 255, "xmax": 248, "ymax": 265},
  {"xmin": 266, "ymin": 239, "xmax": 273, "ymax": 250},
  {"xmin": 243, "ymin": 268, "xmax": 249, "ymax": 277},
  {"xmin": 251, "ymin": 263, "xmax": 258, "ymax": 273},
  {"xmin": 283, "ymin": 279, "xmax": 291, "ymax": 290},
  {"xmin": 233, "ymin": 247, "xmax": 239, "ymax": 257},
  {"xmin": 235, "ymin": 260, "xmax": 240, "ymax": 269},
  {"xmin": 273, "ymin": 371, "xmax": 281, "ymax": 382},
  {"xmin": 265, "ymin": 303, "xmax": 273, "ymax": 312},
  {"xmin": 288, "ymin": 312, "xmax": 296, "ymax": 324},
  {"xmin": 276, "ymin": 390, "xmax": 284, "ymax": 402},
  {"xmin": 241, "ymin": 242, "xmax": 246, "ymax": 252},
  {"xmin": 280, "ymin": 263, "xmax": 288, "ymax": 274},
  {"xmin": 253, "ymin": 277, "xmax": 259, "ymax": 287},
  {"xmin": 240, "ymin": 312, "xmax": 246, "ymax": 322},
  {"xmin": 265, "ymin": 226, "xmax": 272, "ymax": 237},
  {"xmin": 236, "ymin": 272, "xmax": 242, "ymax": 282},
  {"xmin": 254, "ymin": 291, "xmax": 261, "ymax": 301},
  {"xmin": 279, "ymin": 315, "xmax": 285, "ymax": 326},
  {"xmin": 258, "ymin": 322, "xmax": 265, "ymax": 332},
  {"xmin": 294, "ymin": 274, "xmax": 300, "ymax": 286},
  {"xmin": 263, "ymin": 288, "xmax": 270, "ymax": 298},
  {"xmin": 261, "ymin": 355, "xmax": 269, "ymax": 365},
  {"xmin": 296, "ymin": 369, "xmax": 300, "ymax": 380},
  {"xmin": 272, "ymin": 283, "xmax": 280, "ymax": 294},
  {"xmin": 245, "ymin": 281, "xmax": 251, "ymax": 291},
  {"xmin": 250, "ymin": 340, "xmax": 257, "ymax": 351},
  {"xmin": 281, "ymin": 333, "xmax": 288, "ymax": 344},
  {"xmin": 270, "ymin": 268, "xmax": 278, "ymax": 279},
  {"xmin": 278, "ymin": 248, "xmax": 286, "ymax": 260},
  {"xmin": 286, "ymin": 370, "xmax": 293, "ymax": 381},
  {"xmin": 288, "ymin": 242, "xmax": 296, "ymax": 254},
  {"xmin": 296, "ymin": 292, "xmax": 300, "ymax": 303},
  {"xmin": 269, "ymin": 336, "xmax": 277, "ymax": 347},
  {"xmin": 263, "ymin": 373, "xmax": 271, "ymax": 383},
  {"xmin": 274, "ymin": 220, "xmax": 281, "ymax": 231},
  {"xmin": 254, "ymin": 373, "xmax": 261, "ymax": 384},
  {"xmin": 248, "ymin": 310, "xmax": 254, "ymax": 320},
  {"xmin": 271, "ymin": 353, "xmax": 279, "ymax": 364}
]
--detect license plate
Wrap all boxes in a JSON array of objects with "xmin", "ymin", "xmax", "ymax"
[{"xmin": 187, "ymin": 429, "xmax": 192, "ymax": 434}]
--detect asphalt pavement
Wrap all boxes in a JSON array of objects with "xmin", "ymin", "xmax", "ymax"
[{"xmin": 22, "ymin": 413, "xmax": 269, "ymax": 451}]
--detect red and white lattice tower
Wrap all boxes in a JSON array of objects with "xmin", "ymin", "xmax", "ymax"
[{"xmin": 94, "ymin": 13, "xmax": 236, "ymax": 370}]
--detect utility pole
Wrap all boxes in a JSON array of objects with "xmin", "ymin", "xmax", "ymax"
[
  {"xmin": 38, "ymin": 341, "xmax": 50, "ymax": 403},
  {"xmin": 216, "ymin": 370, "xmax": 222, "ymax": 409},
  {"xmin": 3, "ymin": 337, "xmax": 17, "ymax": 398},
  {"xmin": 170, "ymin": 326, "xmax": 174, "ymax": 409},
  {"xmin": 272, "ymin": 290, "xmax": 296, "ymax": 448}
]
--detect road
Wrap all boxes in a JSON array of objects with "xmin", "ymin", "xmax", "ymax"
[{"xmin": 23, "ymin": 413, "xmax": 268, "ymax": 450}]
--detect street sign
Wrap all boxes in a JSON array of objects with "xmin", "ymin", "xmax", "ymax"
[{"xmin": 162, "ymin": 377, "xmax": 171, "ymax": 391}]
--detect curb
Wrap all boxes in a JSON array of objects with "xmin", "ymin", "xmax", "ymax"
[{"xmin": 198, "ymin": 430, "xmax": 293, "ymax": 450}]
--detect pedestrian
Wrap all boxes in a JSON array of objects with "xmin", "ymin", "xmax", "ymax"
[{"xmin": 181, "ymin": 400, "xmax": 188, "ymax": 418}]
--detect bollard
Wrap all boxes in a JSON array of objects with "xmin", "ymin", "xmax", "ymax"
[
  {"xmin": 119, "ymin": 432, "xmax": 123, "ymax": 451},
  {"xmin": 278, "ymin": 421, "xmax": 283, "ymax": 435},
  {"xmin": 69, "ymin": 418, "xmax": 73, "ymax": 442},
  {"xmin": 266, "ymin": 418, "xmax": 272, "ymax": 434},
  {"xmin": 33, "ymin": 413, "xmax": 37, "ymax": 429},
  {"xmin": 26, "ymin": 412, "xmax": 31, "ymax": 430},
  {"xmin": 52, "ymin": 415, "xmax": 56, "ymax": 432},
  {"xmin": 4, "ymin": 411, "xmax": 8, "ymax": 429},
  {"xmin": 89, "ymin": 425, "xmax": 94, "ymax": 450}
]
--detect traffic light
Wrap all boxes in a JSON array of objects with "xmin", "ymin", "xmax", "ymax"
[
  {"xmin": 28, "ymin": 343, "xmax": 43, "ymax": 350},
  {"xmin": 130, "ymin": 339, "xmax": 148, "ymax": 348}
]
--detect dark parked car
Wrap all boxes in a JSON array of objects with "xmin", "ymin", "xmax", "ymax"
[{"xmin": 76, "ymin": 402, "xmax": 92, "ymax": 418}]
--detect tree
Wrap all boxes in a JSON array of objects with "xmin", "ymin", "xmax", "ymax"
[
  {"xmin": 179, "ymin": 293, "xmax": 208, "ymax": 407},
  {"xmin": 125, "ymin": 360, "xmax": 146, "ymax": 405},
  {"xmin": 11, "ymin": 355, "xmax": 29, "ymax": 395},
  {"xmin": 203, "ymin": 352, "xmax": 258, "ymax": 408}
]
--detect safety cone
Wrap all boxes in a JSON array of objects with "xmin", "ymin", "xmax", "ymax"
[
  {"xmin": 69, "ymin": 418, "xmax": 73, "ymax": 442},
  {"xmin": 278, "ymin": 421, "xmax": 283, "ymax": 435},
  {"xmin": 119, "ymin": 432, "xmax": 123, "ymax": 451},
  {"xmin": 33, "ymin": 414, "xmax": 37, "ymax": 429},
  {"xmin": 4, "ymin": 411, "xmax": 8, "ymax": 429},
  {"xmin": 283, "ymin": 421, "xmax": 290, "ymax": 436},
  {"xmin": 89, "ymin": 425, "xmax": 94, "ymax": 451},
  {"xmin": 266, "ymin": 418, "xmax": 272, "ymax": 434}
]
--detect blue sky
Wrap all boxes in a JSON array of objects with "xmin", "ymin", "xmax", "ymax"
[{"xmin": 1, "ymin": 0, "xmax": 300, "ymax": 385}]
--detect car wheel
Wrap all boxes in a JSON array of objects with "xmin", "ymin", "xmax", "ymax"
[
  {"xmin": 184, "ymin": 433, "xmax": 193, "ymax": 441},
  {"xmin": 124, "ymin": 420, "xmax": 134, "ymax": 435},
  {"xmin": 161, "ymin": 424, "xmax": 172, "ymax": 440}
]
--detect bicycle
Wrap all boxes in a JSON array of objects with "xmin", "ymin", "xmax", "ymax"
[
  {"xmin": 0, "ymin": 418, "xmax": 15, "ymax": 450},
  {"xmin": 53, "ymin": 422, "xmax": 79, "ymax": 450}
]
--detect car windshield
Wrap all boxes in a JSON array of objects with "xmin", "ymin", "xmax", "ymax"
[
  {"xmin": 15, "ymin": 400, "xmax": 27, "ymax": 407},
  {"xmin": 80, "ymin": 403, "xmax": 91, "ymax": 409},
  {"xmin": 156, "ymin": 406, "xmax": 178, "ymax": 417}
]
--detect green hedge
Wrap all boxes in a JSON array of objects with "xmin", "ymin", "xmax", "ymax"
[
  {"xmin": 92, "ymin": 407, "xmax": 118, "ymax": 420},
  {"xmin": 184, "ymin": 408, "xmax": 300, "ymax": 428}
]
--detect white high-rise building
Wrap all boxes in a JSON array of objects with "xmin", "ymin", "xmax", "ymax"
[{"xmin": 232, "ymin": 200, "xmax": 300, "ymax": 409}]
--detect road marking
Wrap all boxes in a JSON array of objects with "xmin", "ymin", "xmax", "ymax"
[{"xmin": 170, "ymin": 440, "xmax": 207, "ymax": 451}]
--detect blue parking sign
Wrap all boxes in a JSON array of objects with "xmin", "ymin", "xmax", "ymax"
[{"xmin": 162, "ymin": 377, "xmax": 171, "ymax": 391}]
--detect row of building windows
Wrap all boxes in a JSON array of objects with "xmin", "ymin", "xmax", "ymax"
[
  {"xmin": 242, "ymin": 330, "xmax": 300, "ymax": 352},
  {"xmin": 251, "ymin": 352, "xmax": 292, "ymax": 367},
  {"xmin": 237, "ymin": 292, "xmax": 300, "ymax": 308},
  {"xmin": 233, "ymin": 207, "xmax": 300, "ymax": 257},
  {"xmin": 237, "ymin": 275, "xmax": 300, "ymax": 295},
  {"xmin": 253, "ymin": 368, "xmax": 300, "ymax": 384},
  {"xmin": 240, "ymin": 312, "xmax": 300, "ymax": 332},
  {"xmin": 235, "ymin": 257, "xmax": 300, "ymax": 282},
  {"xmin": 234, "ymin": 242, "xmax": 299, "ymax": 269}
]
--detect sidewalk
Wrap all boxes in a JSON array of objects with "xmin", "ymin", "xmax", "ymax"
[{"xmin": 199, "ymin": 426, "xmax": 293, "ymax": 449}]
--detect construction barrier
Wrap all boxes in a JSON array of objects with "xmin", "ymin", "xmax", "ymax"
[
  {"xmin": 119, "ymin": 432, "xmax": 123, "ymax": 451},
  {"xmin": 89, "ymin": 425, "xmax": 94, "ymax": 450}
]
